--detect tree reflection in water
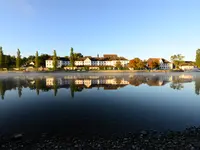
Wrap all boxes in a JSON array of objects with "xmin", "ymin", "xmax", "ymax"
[
  {"xmin": 195, "ymin": 77, "xmax": 200, "ymax": 95},
  {"xmin": 170, "ymin": 83, "xmax": 184, "ymax": 90},
  {"xmin": 0, "ymin": 74, "xmax": 198, "ymax": 99}
]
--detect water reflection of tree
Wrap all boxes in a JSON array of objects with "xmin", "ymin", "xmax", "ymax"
[
  {"xmin": 53, "ymin": 78, "xmax": 58, "ymax": 96},
  {"xmin": 18, "ymin": 87, "xmax": 22, "ymax": 98},
  {"xmin": 129, "ymin": 75, "xmax": 146, "ymax": 86},
  {"xmin": 35, "ymin": 78, "xmax": 40, "ymax": 95},
  {"xmin": 195, "ymin": 77, "xmax": 200, "ymax": 95},
  {"xmin": 0, "ymin": 78, "xmax": 28, "ymax": 99},
  {"xmin": 0, "ymin": 77, "xmax": 131, "ymax": 99},
  {"xmin": 70, "ymin": 80, "xmax": 75, "ymax": 98},
  {"xmin": 146, "ymin": 76, "xmax": 163, "ymax": 86},
  {"xmin": 170, "ymin": 76, "xmax": 184, "ymax": 90},
  {"xmin": 170, "ymin": 83, "xmax": 184, "ymax": 90},
  {"xmin": 0, "ymin": 80, "xmax": 6, "ymax": 99},
  {"xmin": 0, "ymin": 77, "xmax": 53, "ymax": 99},
  {"xmin": 16, "ymin": 78, "xmax": 23, "ymax": 98},
  {"xmin": 115, "ymin": 77, "xmax": 122, "ymax": 85},
  {"xmin": 69, "ymin": 80, "xmax": 84, "ymax": 98}
]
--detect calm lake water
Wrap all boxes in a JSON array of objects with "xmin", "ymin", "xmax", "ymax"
[{"xmin": 0, "ymin": 73, "xmax": 200, "ymax": 137}]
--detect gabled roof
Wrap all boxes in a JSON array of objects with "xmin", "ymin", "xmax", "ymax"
[
  {"xmin": 161, "ymin": 58, "xmax": 170, "ymax": 63},
  {"xmin": 147, "ymin": 58, "xmax": 171, "ymax": 63}
]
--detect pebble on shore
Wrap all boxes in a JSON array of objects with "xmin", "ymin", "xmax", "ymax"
[{"xmin": 1, "ymin": 127, "xmax": 200, "ymax": 150}]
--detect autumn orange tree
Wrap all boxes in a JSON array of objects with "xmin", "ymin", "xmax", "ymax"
[
  {"xmin": 147, "ymin": 59, "xmax": 160, "ymax": 69},
  {"xmin": 128, "ymin": 58, "xmax": 145, "ymax": 70}
]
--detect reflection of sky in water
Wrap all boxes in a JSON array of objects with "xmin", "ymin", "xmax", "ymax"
[{"xmin": 0, "ymin": 74, "xmax": 200, "ymax": 136}]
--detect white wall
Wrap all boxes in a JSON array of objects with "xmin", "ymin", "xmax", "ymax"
[
  {"xmin": 180, "ymin": 66, "xmax": 194, "ymax": 70},
  {"xmin": 45, "ymin": 60, "xmax": 70, "ymax": 68},
  {"xmin": 46, "ymin": 59, "xmax": 129, "ymax": 68}
]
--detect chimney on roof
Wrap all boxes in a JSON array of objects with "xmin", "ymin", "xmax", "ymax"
[{"xmin": 97, "ymin": 54, "xmax": 99, "ymax": 58}]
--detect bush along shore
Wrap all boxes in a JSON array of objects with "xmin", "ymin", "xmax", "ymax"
[{"xmin": 1, "ymin": 127, "xmax": 200, "ymax": 150}]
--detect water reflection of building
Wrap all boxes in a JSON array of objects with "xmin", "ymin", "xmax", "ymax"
[
  {"xmin": 46, "ymin": 78, "xmax": 129, "ymax": 88},
  {"xmin": 178, "ymin": 74, "xmax": 193, "ymax": 81},
  {"xmin": 170, "ymin": 74, "xmax": 193, "ymax": 90},
  {"xmin": 172, "ymin": 75, "xmax": 193, "ymax": 83},
  {"xmin": 1, "ymin": 74, "xmax": 199, "ymax": 99},
  {"xmin": 128, "ymin": 75, "xmax": 172, "ymax": 86},
  {"xmin": 46, "ymin": 75, "xmax": 173, "ymax": 89}
]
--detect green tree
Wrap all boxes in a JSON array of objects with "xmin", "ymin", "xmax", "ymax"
[
  {"xmin": 196, "ymin": 49, "xmax": 200, "ymax": 68},
  {"xmin": 16, "ymin": 49, "xmax": 21, "ymax": 69},
  {"xmin": 39, "ymin": 54, "xmax": 51, "ymax": 67},
  {"xmin": 10, "ymin": 56, "xmax": 16, "ymax": 68},
  {"xmin": 74, "ymin": 53, "xmax": 83, "ymax": 60},
  {"xmin": 170, "ymin": 54, "xmax": 185, "ymax": 69},
  {"xmin": 27, "ymin": 55, "xmax": 35, "ymax": 62},
  {"xmin": 4, "ymin": 55, "xmax": 9, "ymax": 68},
  {"xmin": 35, "ymin": 51, "xmax": 39, "ymax": 69},
  {"xmin": 70, "ymin": 47, "xmax": 75, "ymax": 67},
  {"xmin": 115, "ymin": 60, "xmax": 122, "ymax": 70},
  {"xmin": 21, "ymin": 57, "xmax": 28, "ymax": 66},
  {"xmin": 53, "ymin": 50, "xmax": 57, "ymax": 70},
  {"xmin": 0, "ymin": 47, "xmax": 4, "ymax": 68}
]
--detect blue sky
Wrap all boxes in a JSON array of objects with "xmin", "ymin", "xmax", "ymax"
[{"xmin": 0, "ymin": 0, "xmax": 199, "ymax": 60}]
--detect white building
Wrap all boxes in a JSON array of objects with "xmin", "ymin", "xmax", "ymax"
[
  {"xmin": 29, "ymin": 61, "xmax": 35, "ymax": 66},
  {"xmin": 180, "ymin": 65, "xmax": 195, "ymax": 70},
  {"xmin": 45, "ymin": 55, "xmax": 129, "ymax": 68},
  {"xmin": 179, "ymin": 61, "xmax": 195, "ymax": 71},
  {"xmin": 46, "ymin": 57, "xmax": 70, "ymax": 68},
  {"xmin": 147, "ymin": 58, "xmax": 173, "ymax": 70}
]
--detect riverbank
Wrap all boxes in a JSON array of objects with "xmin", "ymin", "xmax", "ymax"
[
  {"xmin": 0, "ymin": 69, "xmax": 183, "ymax": 74},
  {"xmin": 1, "ymin": 127, "xmax": 200, "ymax": 150}
]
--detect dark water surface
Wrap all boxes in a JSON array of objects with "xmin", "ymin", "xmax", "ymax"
[{"xmin": 0, "ymin": 73, "xmax": 200, "ymax": 137}]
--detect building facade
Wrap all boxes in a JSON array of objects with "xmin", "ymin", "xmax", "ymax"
[
  {"xmin": 46, "ymin": 58, "xmax": 70, "ymax": 68},
  {"xmin": 179, "ymin": 61, "xmax": 195, "ymax": 71},
  {"xmin": 147, "ymin": 58, "xmax": 173, "ymax": 70},
  {"xmin": 45, "ymin": 55, "xmax": 129, "ymax": 69}
]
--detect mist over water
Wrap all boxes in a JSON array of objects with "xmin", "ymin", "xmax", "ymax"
[{"xmin": 0, "ymin": 73, "xmax": 200, "ymax": 137}]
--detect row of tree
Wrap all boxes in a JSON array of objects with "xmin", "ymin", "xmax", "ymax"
[
  {"xmin": 128, "ymin": 54, "xmax": 186, "ymax": 70},
  {"xmin": 0, "ymin": 46, "xmax": 53, "ymax": 69},
  {"xmin": 0, "ymin": 47, "xmax": 21, "ymax": 69},
  {"xmin": 1, "ymin": 46, "xmax": 200, "ymax": 70},
  {"xmin": 128, "ymin": 58, "xmax": 160, "ymax": 70},
  {"xmin": 0, "ymin": 75, "xmax": 199, "ymax": 99}
]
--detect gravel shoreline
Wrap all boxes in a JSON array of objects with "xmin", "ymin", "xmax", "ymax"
[{"xmin": 1, "ymin": 127, "xmax": 200, "ymax": 150}]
